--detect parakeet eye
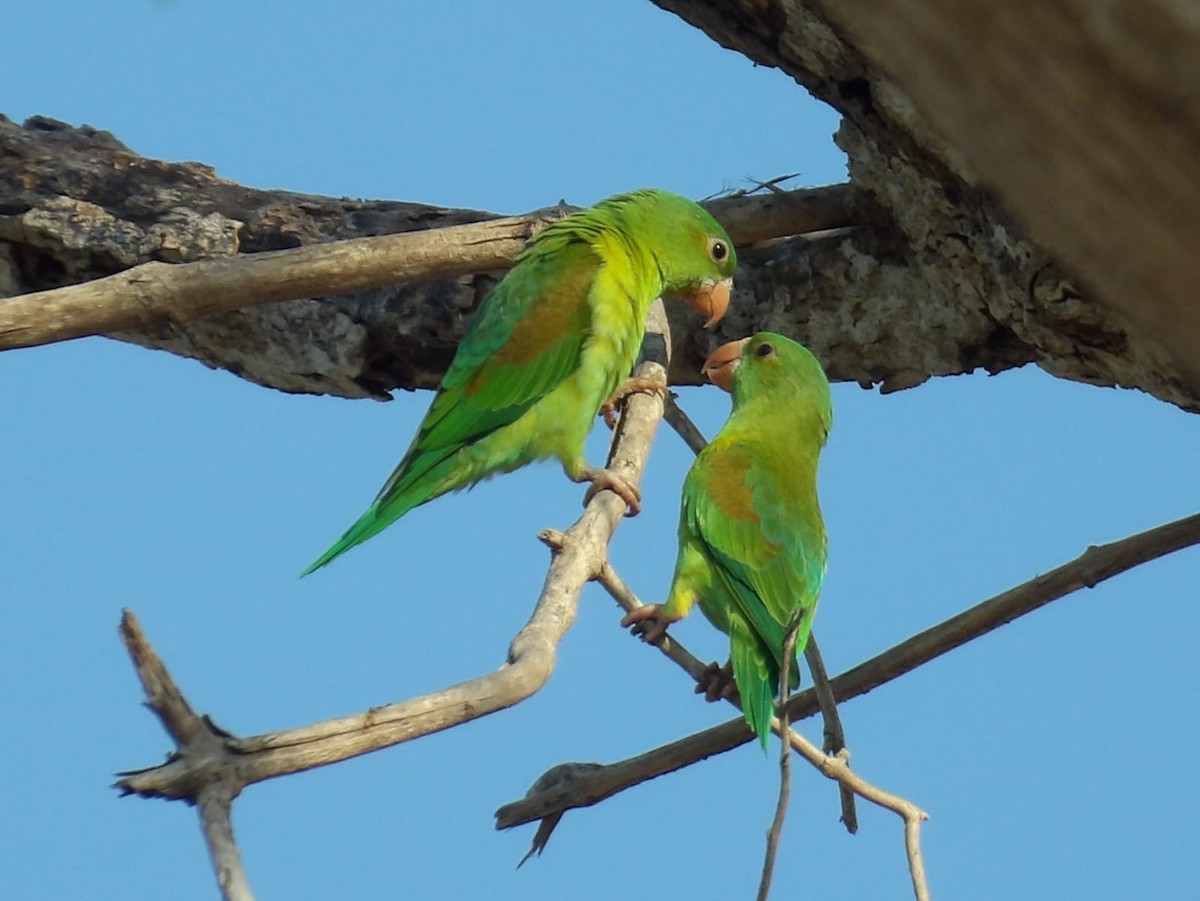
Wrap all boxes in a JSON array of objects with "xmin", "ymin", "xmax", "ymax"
[
  {"xmin": 708, "ymin": 237, "xmax": 729, "ymax": 264},
  {"xmin": 755, "ymin": 342, "xmax": 776, "ymax": 358}
]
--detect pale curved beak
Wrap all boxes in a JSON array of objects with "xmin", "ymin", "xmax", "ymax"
[
  {"xmin": 702, "ymin": 337, "xmax": 749, "ymax": 392},
  {"xmin": 685, "ymin": 276, "xmax": 733, "ymax": 329}
]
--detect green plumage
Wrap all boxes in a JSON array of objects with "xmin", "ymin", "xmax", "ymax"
[
  {"xmin": 664, "ymin": 333, "xmax": 832, "ymax": 747},
  {"xmin": 303, "ymin": 189, "xmax": 736, "ymax": 574}
]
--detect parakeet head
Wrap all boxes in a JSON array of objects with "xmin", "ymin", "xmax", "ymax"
[
  {"xmin": 703, "ymin": 332, "xmax": 833, "ymax": 435},
  {"xmin": 600, "ymin": 189, "xmax": 737, "ymax": 328}
]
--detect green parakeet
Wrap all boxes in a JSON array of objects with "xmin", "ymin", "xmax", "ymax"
[
  {"xmin": 623, "ymin": 332, "xmax": 832, "ymax": 748},
  {"xmin": 303, "ymin": 189, "xmax": 736, "ymax": 574}
]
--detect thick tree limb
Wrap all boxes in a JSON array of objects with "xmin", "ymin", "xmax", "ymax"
[
  {"xmin": 0, "ymin": 214, "xmax": 557, "ymax": 351},
  {"xmin": 494, "ymin": 510, "xmax": 1200, "ymax": 835},
  {"xmin": 3, "ymin": 113, "xmax": 1195, "ymax": 410},
  {"xmin": 0, "ymin": 181, "xmax": 854, "ymax": 354},
  {"xmin": 818, "ymin": 0, "xmax": 1200, "ymax": 394},
  {"xmin": 648, "ymin": 1, "xmax": 1200, "ymax": 410}
]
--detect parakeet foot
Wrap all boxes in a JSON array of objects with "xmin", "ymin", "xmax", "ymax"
[
  {"xmin": 599, "ymin": 378, "xmax": 671, "ymax": 429},
  {"xmin": 695, "ymin": 660, "xmax": 738, "ymax": 703},
  {"xmin": 620, "ymin": 604, "xmax": 678, "ymax": 645},
  {"xmin": 576, "ymin": 466, "xmax": 642, "ymax": 515}
]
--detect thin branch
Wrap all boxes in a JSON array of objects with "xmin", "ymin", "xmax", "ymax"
[
  {"xmin": 757, "ymin": 612, "xmax": 803, "ymax": 901},
  {"xmin": 594, "ymin": 558, "xmax": 710, "ymax": 682},
  {"xmin": 809, "ymin": 510, "xmax": 1200, "ymax": 715},
  {"xmin": 804, "ymin": 636, "xmax": 858, "ymax": 833},
  {"xmin": 772, "ymin": 723, "xmax": 931, "ymax": 901},
  {"xmin": 0, "ymin": 185, "xmax": 854, "ymax": 353},
  {"xmin": 0, "ymin": 214, "xmax": 554, "ymax": 351},
  {"xmin": 495, "ymin": 510, "xmax": 1200, "ymax": 854},
  {"xmin": 115, "ymin": 339, "xmax": 673, "ymax": 803},
  {"xmin": 197, "ymin": 783, "xmax": 254, "ymax": 901}
]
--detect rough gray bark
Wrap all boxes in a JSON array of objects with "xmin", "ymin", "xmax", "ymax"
[
  {"xmin": 2, "ymin": 0, "xmax": 1197, "ymax": 419},
  {"xmin": 649, "ymin": 0, "xmax": 1200, "ymax": 408}
]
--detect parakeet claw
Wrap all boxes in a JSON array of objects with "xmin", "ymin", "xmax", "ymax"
[
  {"xmin": 695, "ymin": 660, "xmax": 739, "ymax": 703},
  {"xmin": 599, "ymin": 378, "xmax": 671, "ymax": 429},
  {"xmin": 620, "ymin": 604, "xmax": 676, "ymax": 645},
  {"xmin": 576, "ymin": 466, "xmax": 642, "ymax": 515}
]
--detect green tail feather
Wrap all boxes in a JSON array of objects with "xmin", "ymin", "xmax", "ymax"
[
  {"xmin": 300, "ymin": 450, "xmax": 459, "ymax": 576},
  {"xmin": 300, "ymin": 500, "xmax": 410, "ymax": 576},
  {"xmin": 730, "ymin": 633, "xmax": 776, "ymax": 751}
]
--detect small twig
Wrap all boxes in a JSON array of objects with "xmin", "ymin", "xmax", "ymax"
[
  {"xmin": 757, "ymin": 612, "xmax": 804, "ymax": 901},
  {"xmin": 596, "ymin": 559, "xmax": 709, "ymax": 682},
  {"xmin": 774, "ymin": 724, "xmax": 930, "ymax": 901},
  {"xmin": 804, "ymin": 636, "xmax": 858, "ymax": 833}
]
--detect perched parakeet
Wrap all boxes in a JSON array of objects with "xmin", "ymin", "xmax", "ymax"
[
  {"xmin": 623, "ymin": 332, "xmax": 832, "ymax": 748},
  {"xmin": 303, "ymin": 189, "xmax": 736, "ymax": 574}
]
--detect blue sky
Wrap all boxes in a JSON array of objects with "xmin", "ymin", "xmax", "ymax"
[{"xmin": 4, "ymin": 3, "xmax": 1200, "ymax": 899}]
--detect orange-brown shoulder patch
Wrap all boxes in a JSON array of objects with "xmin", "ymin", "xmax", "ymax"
[
  {"xmin": 491, "ymin": 268, "xmax": 593, "ymax": 369},
  {"xmin": 704, "ymin": 450, "xmax": 759, "ymax": 523},
  {"xmin": 463, "ymin": 266, "xmax": 594, "ymax": 397}
]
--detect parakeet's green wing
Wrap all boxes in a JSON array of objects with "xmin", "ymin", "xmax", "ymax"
[
  {"xmin": 683, "ymin": 444, "xmax": 823, "ymax": 744},
  {"xmin": 684, "ymin": 444, "xmax": 824, "ymax": 675},
  {"xmin": 300, "ymin": 236, "xmax": 602, "ymax": 575},
  {"xmin": 376, "ymin": 235, "xmax": 598, "ymax": 500}
]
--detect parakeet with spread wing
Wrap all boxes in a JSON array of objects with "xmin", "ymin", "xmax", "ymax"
[
  {"xmin": 622, "ymin": 333, "xmax": 833, "ymax": 747},
  {"xmin": 304, "ymin": 189, "xmax": 736, "ymax": 574}
]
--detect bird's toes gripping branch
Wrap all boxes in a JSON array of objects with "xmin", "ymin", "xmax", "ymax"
[
  {"xmin": 575, "ymin": 465, "xmax": 642, "ymax": 515},
  {"xmin": 598, "ymin": 378, "xmax": 672, "ymax": 429},
  {"xmin": 694, "ymin": 660, "xmax": 739, "ymax": 703},
  {"xmin": 620, "ymin": 604, "xmax": 677, "ymax": 645}
]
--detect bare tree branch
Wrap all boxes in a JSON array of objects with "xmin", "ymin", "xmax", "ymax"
[
  {"xmin": 197, "ymin": 783, "xmax": 254, "ymax": 901},
  {"xmin": 803, "ymin": 635, "xmax": 858, "ymax": 834},
  {"xmin": 0, "ymin": 214, "xmax": 558, "ymax": 351},
  {"xmin": 770, "ymin": 724, "xmax": 931, "ymax": 901},
  {"xmin": 0, "ymin": 120, "xmax": 854, "ymax": 355},
  {"xmin": 757, "ymin": 612, "xmax": 803, "ymax": 901},
  {"xmin": 115, "ymin": 316, "xmax": 675, "ymax": 821}
]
